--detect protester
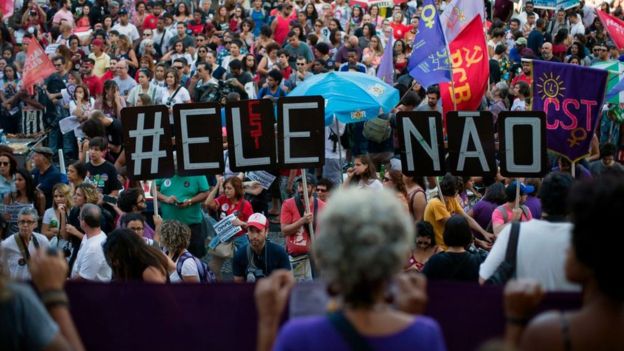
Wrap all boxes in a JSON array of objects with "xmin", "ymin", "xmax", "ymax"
[
  {"xmin": 41, "ymin": 183, "xmax": 72, "ymax": 241},
  {"xmin": 256, "ymin": 188, "xmax": 446, "ymax": 351},
  {"xmin": 31, "ymin": 147, "xmax": 68, "ymax": 210},
  {"xmin": 504, "ymin": 175, "xmax": 624, "ymax": 350},
  {"xmin": 491, "ymin": 182, "xmax": 534, "ymax": 235},
  {"xmin": 102, "ymin": 228, "xmax": 169, "ymax": 283},
  {"xmin": 2, "ymin": 168, "xmax": 45, "ymax": 237},
  {"xmin": 0, "ymin": 207, "xmax": 50, "ymax": 280},
  {"xmin": 405, "ymin": 221, "xmax": 440, "ymax": 272},
  {"xmin": 344, "ymin": 154, "xmax": 382, "ymax": 190},
  {"xmin": 233, "ymin": 213, "xmax": 291, "ymax": 282},
  {"xmin": 159, "ymin": 219, "xmax": 214, "ymax": 283},
  {"xmin": 69, "ymin": 203, "xmax": 112, "ymax": 282}
]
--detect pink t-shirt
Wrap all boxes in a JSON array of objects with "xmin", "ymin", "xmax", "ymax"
[
  {"xmin": 491, "ymin": 204, "xmax": 533, "ymax": 227},
  {"xmin": 53, "ymin": 9, "xmax": 75, "ymax": 27}
]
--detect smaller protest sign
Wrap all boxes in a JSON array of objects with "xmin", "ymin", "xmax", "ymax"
[
  {"xmin": 213, "ymin": 213, "xmax": 241, "ymax": 244},
  {"xmin": 446, "ymin": 111, "xmax": 497, "ymax": 177},
  {"xmin": 121, "ymin": 105, "xmax": 175, "ymax": 180},
  {"xmin": 498, "ymin": 111, "xmax": 549, "ymax": 177},
  {"xmin": 247, "ymin": 171, "xmax": 277, "ymax": 190},
  {"xmin": 277, "ymin": 96, "xmax": 325, "ymax": 169}
]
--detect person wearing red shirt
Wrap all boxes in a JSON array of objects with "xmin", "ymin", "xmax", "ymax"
[
  {"xmin": 280, "ymin": 174, "xmax": 326, "ymax": 281},
  {"xmin": 510, "ymin": 60, "xmax": 533, "ymax": 89},
  {"xmin": 389, "ymin": 12, "xmax": 412, "ymax": 40},
  {"xmin": 205, "ymin": 176, "xmax": 254, "ymax": 280},
  {"xmin": 81, "ymin": 58, "xmax": 104, "ymax": 98},
  {"xmin": 142, "ymin": 1, "xmax": 164, "ymax": 30}
]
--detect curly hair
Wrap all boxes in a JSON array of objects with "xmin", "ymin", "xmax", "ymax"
[
  {"xmin": 159, "ymin": 220, "xmax": 191, "ymax": 252},
  {"xmin": 313, "ymin": 188, "xmax": 414, "ymax": 308},
  {"xmin": 76, "ymin": 183, "xmax": 100, "ymax": 204}
]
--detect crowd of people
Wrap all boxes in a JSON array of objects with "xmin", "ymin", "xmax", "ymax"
[{"xmin": 1, "ymin": 0, "xmax": 624, "ymax": 350}]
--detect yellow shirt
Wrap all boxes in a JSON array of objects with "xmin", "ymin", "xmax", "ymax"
[
  {"xmin": 423, "ymin": 197, "xmax": 464, "ymax": 250},
  {"xmin": 88, "ymin": 52, "xmax": 111, "ymax": 78}
]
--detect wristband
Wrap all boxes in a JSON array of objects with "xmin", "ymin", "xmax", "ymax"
[{"xmin": 40, "ymin": 289, "xmax": 69, "ymax": 308}]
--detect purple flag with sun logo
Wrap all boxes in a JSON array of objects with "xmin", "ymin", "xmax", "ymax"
[{"xmin": 531, "ymin": 60, "xmax": 608, "ymax": 162}]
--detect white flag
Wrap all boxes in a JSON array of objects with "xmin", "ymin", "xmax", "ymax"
[{"xmin": 440, "ymin": 0, "xmax": 485, "ymax": 43}]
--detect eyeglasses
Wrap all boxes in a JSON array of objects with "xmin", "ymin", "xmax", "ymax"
[
  {"xmin": 296, "ymin": 62, "xmax": 306, "ymax": 66},
  {"xmin": 0, "ymin": 161, "xmax": 10, "ymax": 166},
  {"xmin": 18, "ymin": 220, "xmax": 36, "ymax": 225}
]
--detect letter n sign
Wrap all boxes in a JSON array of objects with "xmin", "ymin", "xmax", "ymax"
[{"xmin": 121, "ymin": 105, "xmax": 175, "ymax": 180}]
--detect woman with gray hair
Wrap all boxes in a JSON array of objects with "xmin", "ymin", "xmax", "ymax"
[{"xmin": 255, "ymin": 188, "xmax": 447, "ymax": 351}]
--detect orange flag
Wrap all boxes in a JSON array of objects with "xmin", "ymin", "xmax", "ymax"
[
  {"xmin": 440, "ymin": 15, "xmax": 489, "ymax": 116},
  {"xmin": 22, "ymin": 38, "xmax": 56, "ymax": 95}
]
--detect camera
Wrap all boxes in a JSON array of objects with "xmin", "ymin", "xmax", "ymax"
[{"xmin": 246, "ymin": 267, "xmax": 265, "ymax": 282}]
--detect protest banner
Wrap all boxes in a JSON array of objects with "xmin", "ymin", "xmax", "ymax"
[
  {"xmin": 597, "ymin": 10, "xmax": 624, "ymax": 50},
  {"xmin": 534, "ymin": 0, "xmax": 580, "ymax": 10},
  {"xmin": 172, "ymin": 103, "xmax": 224, "ymax": 176},
  {"xmin": 21, "ymin": 38, "xmax": 56, "ymax": 95},
  {"xmin": 207, "ymin": 214, "xmax": 241, "ymax": 250},
  {"xmin": 497, "ymin": 111, "xmax": 549, "ymax": 177},
  {"xmin": 439, "ymin": 0, "xmax": 485, "ymax": 43},
  {"xmin": 277, "ymin": 96, "xmax": 325, "ymax": 169},
  {"xmin": 246, "ymin": 171, "xmax": 277, "ymax": 190},
  {"xmin": 121, "ymin": 105, "xmax": 175, "ymax": 180},
  {"xmin": 225, "ymin": 99, "xmax": 277, "ymax": 171},
  {"xmin": 396, "ymin": 111, "xmax": 446, "ymax": 176},
  {"xmin": 440, "ymin": 15, "xmax": 489, "ymax": 116},
  {"xmin": 446, "ymin": 111, "xmax": 497, "ymax": 177},
  {"xmin": 531, "ymin": 60, "xmax": 608, "ymax": 162},
  {"xmin": 1, "ymin": 0, "xmax": 14, "ymax": 19},
  {"xmin": 407, "ymin": 0, "xmax": 451, "ymax": 88}
]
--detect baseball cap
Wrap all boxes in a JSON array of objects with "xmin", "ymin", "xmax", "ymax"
[
  {"xmin": 295, "ymin": 173, "xmax": 317, "ymax": 186},
  {"xmin": 247, "ymin": 213, "xmax": 268, "ymax": 231},
  {"xmin": 515, "ymin": 37, "xmax": 527, "ymax": 46},
  {"xmin": 92, "ymin": 38, "xmax": 105, "ymax": 47},
  {"xmin": 110, "ymin": 1, "xmax": 120, "ymax": 7},
  {"xmin": 119, "ymin": 8, "xmax": 128, "ymax": 15},
  {"xmin": 33, "ymin": 146, "xmax": 54, "ymax": 157},
  {"xmin": 507, "ymin": 181, "xmax": 535, "ymax": 195}
]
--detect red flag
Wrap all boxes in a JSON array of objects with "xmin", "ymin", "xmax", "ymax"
[
  {"xmin": 597, "ymin": 10, "xmax": 624, "ymax": 50},
  {"xmin": 22, "ymin": 38, "xmax": 56, "ymax": 94},
  {"xmin": 440, "ymin": 16, "xmax": 488, "ymax": 115},
  {"xmin": 1, "ymin": 0, "xmax": 14, "ymax": 19}
]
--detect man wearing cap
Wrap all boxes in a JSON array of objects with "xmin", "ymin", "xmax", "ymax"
[
  {"xmin": 88, "ymin": 39, "xmax": 111, "ymax": 78},
  {"xmin": 491, "ymin": 181, "xmax": 534, "ymax": 236},
  {"xmin": 480, "ymin": 173, "xmax": 579, "ymax": 292},
  {"xmin": 233, "ymin": 213, "xmax": 291, "ymax": 283},
  {"xmin": 280, "ymin": 174, "xmax": 325, "ymax": 281},
  {"xmin": 31, "ymin": 147, "xmax": 68, "ymax": 209},
  {"xmin": 112, "ymin": 8, "xmax": 140, "ymax": 43}
]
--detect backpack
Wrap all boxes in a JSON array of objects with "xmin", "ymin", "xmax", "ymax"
[
  {"xmin": 176, "ymin": 251, "xmax": 216, "ymax": 283},
  {"xmin": 362, "ymin": 115, "xmax": 392, "ymax": 144},
  {"xmin": 495, "ymin": 205, "xmax": 530, "ymax": 224}
]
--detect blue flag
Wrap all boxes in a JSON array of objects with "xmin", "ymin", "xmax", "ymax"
[
  {"xmin": 376, "ymin": 33, "xmax": 394, "ymax": 84},
  {"xmin": 606, "ymin": 77, "xmax": 624, "ymax": 101},
  {"xmin": 407, "ymin": 0, "xmax": 451, "ymax": 88}
]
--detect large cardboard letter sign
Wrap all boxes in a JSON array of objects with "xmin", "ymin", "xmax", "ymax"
[
  {"xmin": 226, "ymin": 99, "xmax": 276, "ymax": 171},
  {"xmin": 173, "ymin": 103, "xmax": 224, "ymax": 175},
  {"xmin": 121, "ymin": 105, "xmax": 174, "ymax": 180},
  {"xmin": 277, "ymin": 96, "xmax": 325, "ymax": 168},
  {"xmin": 447, "ymin": 111, "xmax": 496, "ymax": 176},
  {"xmin": 498, "ymin": 111, "xmax": 548, "ymax": 177},
  {"xmin": 396, "ymin": 111, "xmax": 446, "ymax": 176}
]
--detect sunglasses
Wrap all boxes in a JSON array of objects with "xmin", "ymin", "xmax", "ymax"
[
  {"xmin": 0, "ymin": 161, "xmax": 10, "ymax": 166},
  {"xmin": 296, "ymin": 62, "xmax": 306, "ymax": 66}
]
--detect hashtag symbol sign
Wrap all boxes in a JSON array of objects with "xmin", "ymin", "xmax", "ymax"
[{"xmin": 129, "ymin": 112, "xmax": 168, "ymax": 176}]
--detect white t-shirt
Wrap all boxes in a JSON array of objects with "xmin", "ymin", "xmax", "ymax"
[
  {"xmin": 42, "ymin": 208, "xmax": 59, "ymax": 228},
  {"xmin": 71, "ymin": 232, "xmax": 112, "ymax": 282},
  {"xmin": 161, "ymin": 86, "xmax": 191, "ymax": 106},
  {"xmin": 169, "ymin": 254, "xmax": 200, "ymax": 283},
  {"xmin": 479, "ymin": 219, "xmax": 581, "ymax": 292},
  {"xmin": 359, "ymin": 179, "xmax": 383, "ymax": 191},
  {"xmin": 111, "ymin": 23, "xmax": 140, "ymax": 42},
  {"xmin": 511, "ymin": 98, "xmax": 526, "ymax": 111},
  {"xmin": 0, "ymin": 233, "xmax": 50, "ymax": 281}
]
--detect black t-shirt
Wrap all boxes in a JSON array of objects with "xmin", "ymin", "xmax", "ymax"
[
  {"xmin": 105, "ymin": 118, "xmax": 124, "ymax": 161},
  {"xmin": 85, "ymin": 161, "xmax": 122, "ymax": 195},
  {"xmin": 232, "ymin": 241, "xmax": 291, "ymax": 280},
  {"xmin": 422, "ymin": 251, "xmax": 484, "ymax": 283}
]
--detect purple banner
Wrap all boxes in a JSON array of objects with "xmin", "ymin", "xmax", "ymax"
[
  {"xmin": 531, "ymin": 60, "xmax": 608, "ymax": 162},
  {"xmin": 64, "ymin": 281, "xmax": 581, "ymax": 351}
]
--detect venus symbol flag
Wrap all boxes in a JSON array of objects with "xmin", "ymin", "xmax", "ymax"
[{"xmin": 21, "ymin": 38, "xmax": 56, "ymax": 95}]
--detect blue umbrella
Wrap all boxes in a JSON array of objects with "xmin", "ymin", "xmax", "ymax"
[{"xmin": 288, "ymin": 71, "xmax": 400, "ymax": 125}]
